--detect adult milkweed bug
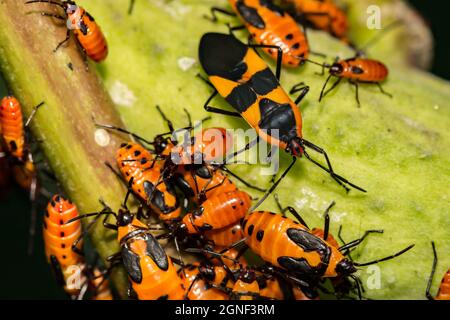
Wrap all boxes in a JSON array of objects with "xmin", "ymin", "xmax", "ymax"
[
  {"xmin": 198, "ymin": 32, "xmax": 366, "ymax": 211},
  {"xmin": 25, "ymin": 0, "xmax": 108, "ymax": 64},
  {"xmin": 206, "ymin": 0, "xmax": 314, "ymax": 68},
  {"xmin": 426, "ymin": 241, "xmax": 450, "ymax": 300}
]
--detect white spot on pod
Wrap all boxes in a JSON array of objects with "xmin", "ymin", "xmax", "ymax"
[
  {"xmin": 109, "ymin": 81, "xmax": 136, "ymax": 107},
  {"xmin": 177, "ymin": 57, "xmax": 196, "ymax": 72},
  {"xmin": 94, "ymin": 129, "xmax": 110, "ymax": 147}
]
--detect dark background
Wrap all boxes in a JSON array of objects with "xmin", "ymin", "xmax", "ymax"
[{"xmin": 0, "ymin": 1, "xmax": 448, "ymax": 299}]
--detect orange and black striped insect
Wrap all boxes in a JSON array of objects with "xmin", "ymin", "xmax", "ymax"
[
  {"xmin": 198, "ymin": 32, "xmax": 365, "ymax": 210},
  {"xmin": 240, "ymin": 208, "xmax": 414, "ymax": 298},
  {"xmin": 43, "ymin": 194, "xmax": 88, "ymax": 298},
  {"xmin": 206, "ymin": 0, "xmax": 312, "ymax": 69},
  {"xmin": 282, "ymin": 0, "xmax": 350, "ymax": 44},
  {"xmin": 426, "ymin": 241, "xmax": 450, "ymax": 300},
  {"xmin": 68, "ymin": 193, "xmax": 186, "ymax": 300},
  {"xmin": 25, "ymin": 1, "xmax": 108, "ymax": 63},
  {"xmin": 317, "ymin": 56, "xmax": 391, "ymax": 108}
]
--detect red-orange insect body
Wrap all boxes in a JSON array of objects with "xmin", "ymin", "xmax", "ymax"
[
  {"xmin": 117, "ymin": 216, "xmax": 185, "ymax": 300},
  {"xmin": 242, "ymin": 211, "xmax": 348, "ymax": 279},
  {"xmin": 285, "ymin": 0, "xmax": 349, "ymax": 42},
  {"xmin": 66, "ymin": 3, "xmax": 108, "ymax": 62},
  {"xmin": 116, "ymin": 142, "xmax": 181, "ymax": 221},
  {"xmin": 229, "ymin": 0, "xmax": 309, "ymax": 66},
  {"xmin": 231, "ymin": 269, "xmax": 260, "ymax": 300},
  {"xmin": 204, "ymin": 223, "xmax": 244, "ymax": 247},
  {"xmin": 181, "ymin": 190, "xmax": 252, "ymax": 234},
  {"xmin": 0, "ymin": 96, "xmax": 25, "ymax": 161},
  {"xmin": 175, "ymin": 165, "xmax": 238, "ymax": 203},
  {"xmin": 258, "ymin": 276, "xmax": 315, "ymax": 300},
  {"xmin": 330, "ymin": 58, "xmax": 388, "ymax": 82},
  {"xmin": 435, "ymin": 270, "xmax": 450, "ymax": 300},
  {"xmin": 43, "ymin": 195, "xmax": 86, "ymax": 296}
]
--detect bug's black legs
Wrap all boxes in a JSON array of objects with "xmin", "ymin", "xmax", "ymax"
[
  {"xmin": 322, "ymin": 201, "xmax": 336, "ymax": 241},
  {"xmin": 293, "ymin": 85, "xmax": 310, "ymax": 106},
  {"xmin": 426, "ymin": 241, "xmax": 438, "ymax": 300},
  {"xmin": 156, "ymin": 105, "xmax": 175, "ymax": 133},
  {"xmin": 301, "ymin": 138, "xmax": 367, "ymax": 193},
  {"xmin": 202, "ymin": 90, "xmax": 242, "ymax": 118},
  {"xmin": 54, "ymin": 29, "xmax": 71, "ymax": 53},
  {"xmin": 27, "ymin": 172, "xmax": 38, "ymax": 256},
  {"xmin": 349, "ymin": 80, "xmax": 361, "ymax": 107},
  {"xmin": 274, "ymin": 193, "xmax": 309, "ymax": 228},
  {"xmin": 128, "ymin": 0, "xmax": 135, "ymax": 15},
  {"xmin": 25, "ymin": 101, "xmax": 45, "ymax": 128},
  {"xmin": 338, "ymin": 230, "xmax": 384, "ymax": 252},
  {"xmin": 71, "ymin": 212, "xmax": 104, "ymax": 256},
  {"xmin": 248, "ymin": 44, "xmax": 283, "ymax": 81},
  {"xmin": 249, "ymin": 157, "xmax": 297, "ymax": 212},
  {"xmin": 94, "ymin": 119, "xmax": 153, "ymax": 145},
  {"xmin": 353, "ymin": 244, "xmax": 415, "ymax": 267},
  {"xmin": 204, "ymin": 7, "xmax": 236, "ymax": 22},
  {"xmin": 319, "ymin": 75, "xmax": 342, "ymax": 102},
  {"xmin": 220, "ymin": 166, "xmax": 266, "ymax": 192},
  {"xmin": 225, "ymin": 136, "xmax": 259, "ymax": 164},
  {"xmin": 375, "ymin": 82, "xmax": 393, "ymax": 98}
]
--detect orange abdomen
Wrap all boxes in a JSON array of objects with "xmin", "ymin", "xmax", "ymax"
[
  {"xmin": 71, "ymin": 8, "xmax": 108, "ymax": 62},
  {"xmin": 204, "ymin": 223, "xmax": 244, "ymax": 247},
  {"xmin": 343, "ymin": 59, "xmax": 389, "ymax": 82},
  {"xmin": 436, "ymin": 270, "xmax": 450, "ymax": 300},
  {"xmin": 183, "ymin": 190, "xmax": 251, "ymax": 234},
  {"xmin": 0, "ymin": 96, "xmax": 25, "ymax": 160},
  {"xmin": 117, "ymin": 143, "xmax": 181, "ymax": 220},
  {"xmin": 43, "ymin": 195, "xmax": 86, "ymax": 295},
  {"xmin": 180, "ymin": 265, "xmax": 229, "ymax": 300}
]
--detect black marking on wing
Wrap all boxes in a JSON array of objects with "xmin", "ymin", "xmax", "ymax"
[
  {"xmin": 199, "ymin": 33, "xmax": 248, "ymax": 81},
  {"xmin": 259, "ymin": 0, "xmax": 285, "ymax": 16},
  {"xmin": 258, "ymin": 99, "xmax": 297, "ymax": 142},
  {"xmin": 236, "ymin": 0, "xmax": 265, "ymax": 29},
  {"xmin": 145, "ymin": 234, "xmax": 169, "ymax": 271},
  {"xmin": 250, "ymin": 68, "xmax": 278, "ymax": 95},
  {"xmin": 122, "ymin": 246, "xmax": 143, "ymax": 284},
  {"xmin": 226, "ymin": 83, "xmax": 257, "ymax": 113}
]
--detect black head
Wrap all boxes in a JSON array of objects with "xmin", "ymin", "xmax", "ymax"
[
  {"xmin": 335, "ymin": 259, "xmax": 357, "ymax": 276},
  {"xmin": 239, "ymin": 269, "xmax": 256, "ymax": 284},
  {"xmin": 153, "ymin": 136, "xmax": 169, "ymax": 155},
  {"xmin": 287, "ymin": 137, "xmax": 304, "ymax": 157},
  {"xmin": 199, "ymin": 33, "xmax": 248, "ymax": 81},
  {"xmin": 199, "ymin": 264, "xmax": 216, "ymax": 282},
  {"xmin": 330, "ymin": 62, "xmax": 344, "ymax": 75},
  {"xmin": 116, "ymin": 208, "xmax": 134, "ymax": 227}
]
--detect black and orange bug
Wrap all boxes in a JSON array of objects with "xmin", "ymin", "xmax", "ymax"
[
  {"xmin": 178, "ymin": 189, "xmax": 252, "ymax": 234},
  {"xmin": 25, "ymin": 0, "xmax": 108, "ymax": 63},
  {"xmin": 114, "ymin": 142, "xmax": 182, "ymax": 221},
  {"xmin": 240, "ymin": 209, "xmax": 414, "ymax": 298},
  {"xmin": 426, "ymin": 241, "xmax": 450, "ymax": 300},
  {"xmin": 206, "ymin": 0, "xmax": 311, "ymax": 68},
  {"xmin": 198, "ymin": 32, "xmax": 365, "ymax": 210},
  {"xmin": 258, "ymin": 274, "xmax": 317, "ymax": 300},
  {"xmin": 179, "ymin": 263, "xmax": 231, "ymax": 300},
  {"xmin": 282, "ymin": 0, "xmax": 350, "ymax": 44},
  {"xmin": 317, "ymin": 56, "xmax": 391, "ymax": 108},
  {"xmin": 0, "ymin": 96, "xmax": 44, "ymax": 254},
  {"xmin": 43, "ymin": 194, "xmax": 88, "ymax": 298},
  {"xmin": 68, "ymin": 191, "xmax": 186, "ymax": 300}
]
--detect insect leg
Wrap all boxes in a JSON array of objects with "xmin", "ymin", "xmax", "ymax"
[
  {"xmin": 225, "ymin": 136, "xmax": 259, "ymax": 165},
  {"xmin": 204, "ymin": 7, "xmax": 236, "ymax": 22},
  {"xmin": 349, "ymin": 80, "xmax": 361, "ymax": 107},
  {"xmin": 202, "ymin": 90, "xmax": 242, "ymax": 117},
  {"xmin": 273, "ymin": 193, "xmax": 309, "ymax": 228},
  {"xmin": 25, "ymin": 101, "xmax": 45, "ymax": 127},
  {"xmin": 54, "ymin": 29, "xmax": 71, "ymax": 53},
  {"xmin": 322, "ymin": 201, "xmax": 336, "ymax": 241},
  {"xmin": 426, "ymin": 241, "xmax": 438, "ymax": 300},
  {"xmin": 220, "ymin": 166, "xmax": 266, "ymax": 192},
  {"xmin": 375, "ymin": 82, "xmax": 393, "ymax": 98},
  {"xmin": 338, "ymin": 229, "xmax": 384, "ymax": 252}
]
